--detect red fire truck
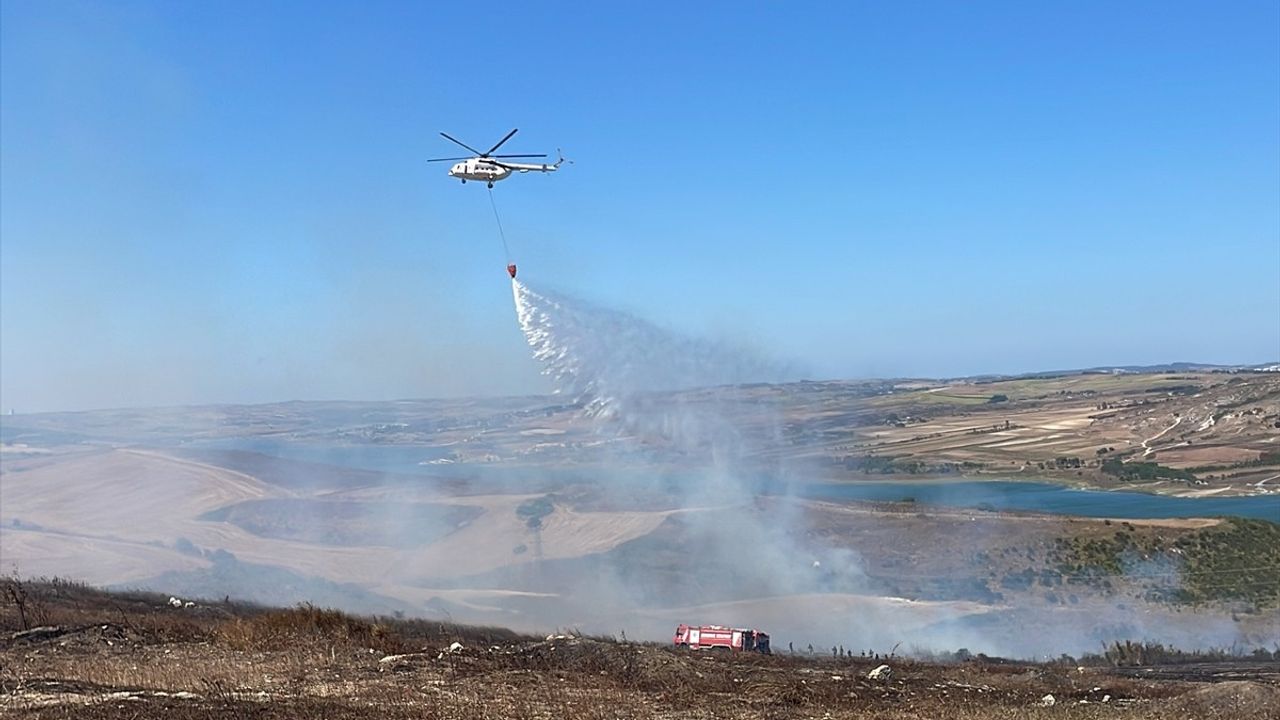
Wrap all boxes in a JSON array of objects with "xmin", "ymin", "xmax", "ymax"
[{"xmin": 673, "ymin": 624, "xmax": 771, "ymax": 654}]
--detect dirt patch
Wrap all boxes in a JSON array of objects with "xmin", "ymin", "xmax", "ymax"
[
  {"xmin": 1155, "ymin": 446, "xmax": 1263, "ymax": 468},
  {"xmin": 1118, "ymin": 517, "xmax": 1223, "ymax": 529}
]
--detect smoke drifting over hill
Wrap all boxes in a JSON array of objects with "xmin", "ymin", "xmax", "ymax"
[{"xmin": 504, "ymin": 279, "xmax": 1278, "ymax": 657}]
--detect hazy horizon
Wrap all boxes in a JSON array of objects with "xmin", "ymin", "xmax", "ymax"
[{"xmin": 3, "ymin": 355, "xmax": 1277, "ymax": 416}]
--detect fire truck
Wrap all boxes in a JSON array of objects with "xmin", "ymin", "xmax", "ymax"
[{"xmin": 673, "ymin": 624, "xmax": 771, "ymax": 654}]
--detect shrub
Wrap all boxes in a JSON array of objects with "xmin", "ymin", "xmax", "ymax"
[{"xmin": 217, "ymin": 603, "xmax": 399, "ymax": 652}]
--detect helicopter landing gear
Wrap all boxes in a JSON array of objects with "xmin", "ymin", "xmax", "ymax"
[{"xmin": 487, "ymin": 181, "xmax": 494, "ymax": 189}]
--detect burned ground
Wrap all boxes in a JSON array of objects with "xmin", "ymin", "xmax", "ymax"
[{"xmin": 2, "ymin": 581, "xmax": 1276, "ymax": 719}]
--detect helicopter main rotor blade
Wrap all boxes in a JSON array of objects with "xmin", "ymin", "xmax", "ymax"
[
  {"xmin": 427, "ymin": 156, "xmax": 472, "ymax": 162},
  {"xmin": 439, "ymin": 132, "xmax": 484, "ymax": 156},
  {"xmin": 484, "ymin": 128, "xmax": 519, "ymax": 156},
  {"xmin": 490, "ymin": 154, "xmax": 547, "ymax": 159}
]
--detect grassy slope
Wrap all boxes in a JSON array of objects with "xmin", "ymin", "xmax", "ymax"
[{"xmin": 1041, "ymin": 518, "xmax": 1280, "ymax": 608}]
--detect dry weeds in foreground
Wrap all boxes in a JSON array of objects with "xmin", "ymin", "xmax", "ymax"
[{"xmin": 1, "ymin": 579, "xmax": 1276, "ymax": 719}]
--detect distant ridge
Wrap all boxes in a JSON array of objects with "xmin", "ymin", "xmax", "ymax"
[{"xmin": 958, "ymin": 361, "xmax": 1280, "ymax": 383}]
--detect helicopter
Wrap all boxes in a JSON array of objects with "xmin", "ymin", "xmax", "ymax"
[{"xmin": 428, "ymin": 128, "xmax": 567, "ymax": 188}]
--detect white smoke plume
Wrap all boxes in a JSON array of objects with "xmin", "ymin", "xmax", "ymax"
[{"xmin": 509, "ymin": 277, "xmax": 872, "ymax": 637}]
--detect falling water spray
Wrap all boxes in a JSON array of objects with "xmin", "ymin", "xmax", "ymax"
[{"xmin": 512, "ymin": 278, "xmax": 790, "ymax": 423}]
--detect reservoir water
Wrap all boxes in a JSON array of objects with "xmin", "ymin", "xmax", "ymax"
[
  {"xmin": 791, "ymin": 480, "xmax": 1278, "ymax": 522},
  {"xmin": 188, "ymin": 439, "xmax": 1278, "ymax": 522}
]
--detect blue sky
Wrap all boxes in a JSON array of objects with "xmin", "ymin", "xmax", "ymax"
[{"xmin": 2, "ymin": 1, "xmax": 1277, "ymax": 411}]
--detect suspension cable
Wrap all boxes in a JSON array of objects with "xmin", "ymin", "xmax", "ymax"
[{"xmin": 487, "ymin": 186, "xmax": 511, "ymax": 263}]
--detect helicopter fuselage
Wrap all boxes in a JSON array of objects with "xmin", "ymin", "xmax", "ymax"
[
  {"xmin": 449, "ymin": 159, "xmax": 511, "ymax": 184},
  {"xmin": 448, "ymin": 158, "xmax": 560, "ymax": 186}
]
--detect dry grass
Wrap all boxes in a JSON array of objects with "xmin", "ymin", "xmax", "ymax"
[
  {"xmin": 1, "ymin": 580, "xmax": 1276, "ymax": 719},
  {"xmin": 216, "ymin": 604, "xmax": 401, "ymax": 652}
]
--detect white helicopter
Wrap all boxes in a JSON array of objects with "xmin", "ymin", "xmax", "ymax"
[{"xmin": 428, "ymin": 128, "xmax": 567, "ymax": 188}]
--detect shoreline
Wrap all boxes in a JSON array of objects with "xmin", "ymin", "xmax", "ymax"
[
  {"xmin": 807, "ymin": 471, "xmax": 1277, "ymax": 499},
  {"xmin": 782, "ymin": 476, "xmax": 1278, "ymax": 522}
]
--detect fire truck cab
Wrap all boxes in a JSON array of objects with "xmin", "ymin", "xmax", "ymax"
[{"xmin": 673, "ymin": 624, "xmax": 771, "ymax": 654}]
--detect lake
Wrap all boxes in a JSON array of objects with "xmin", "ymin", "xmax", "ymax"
[
  {"xmin": 184, "ymin": 439, "xmax": 1279, "ymax": 522},
  {"xmin": 790, "ymin": 480, "xmax": 1279, "ymax": 521}
]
